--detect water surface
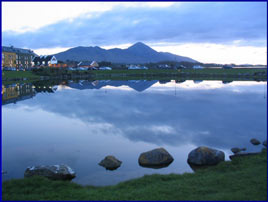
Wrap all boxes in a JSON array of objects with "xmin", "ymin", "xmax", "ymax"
[{"xmin": 2, "ymin": 80, "xmax": 267, "ymax": 186}]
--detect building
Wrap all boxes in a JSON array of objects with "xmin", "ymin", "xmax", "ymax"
[
  {"xmin": 222, "ymin": 65, "xmax": 233, "ymax": 69},
  {"xmin": 128, "ymin": 65, "xmax": 148, "ymax": 70},
  {"xmin": 2, "ymin": 83, "xmax": 36, "ymax": 105},
  {"xmin": 32, "ymin": 55, "xmax": 57, "ymax": 67},
  {"xmin": 90, "ymin": 61, "xmax": 99, "ymax": 68},
  {"xmin": 77, "ymin": 61, "xmax": 92, "ymax": 68},
  {"xmin": 49, "ymin": 63, "xmax": 67, "ymax": 68},
  {"xmin": 193, "ymin": 65, "xmax": 204, "ymax": 69},
  {"xmin": 2, "ymin": 49, "xmax": 16, "ymax": 68},
  {"xmin": 2, "ymin": 46, "xmax": 35, "ymax": 69},
  {"xmin": 78, "ymin": 61, "xmax": 99, "ymax": 69}
]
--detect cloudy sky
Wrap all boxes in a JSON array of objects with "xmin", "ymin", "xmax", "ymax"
[{"xmin": 2, "ymin": 2, "xmax": 267, "ymax": 64}]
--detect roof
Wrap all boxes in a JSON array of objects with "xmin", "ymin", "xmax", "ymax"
[
  {"xmin": 33, "ymin": 55, "xmax": 54, "ymax": 63},
  {"xmin": 2, "ymin": 46, "xmax": 35, "ymax": 55},
  {"xmin": 78, "ymin": 61, "xmax": 93, "ymax": 66}
]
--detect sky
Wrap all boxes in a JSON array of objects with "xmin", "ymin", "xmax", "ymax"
[{"xmin": 2, "ymin": 2, "xmax": 267, "ymax": 65}]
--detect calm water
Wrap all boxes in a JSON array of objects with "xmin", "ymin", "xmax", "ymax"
[{"xmin": 2, "ymin": 80, "xmax": 267, "ymax": 186}]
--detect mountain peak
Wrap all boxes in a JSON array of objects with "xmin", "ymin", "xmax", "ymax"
[
  {"xmin": 127, "ymin": 42, "xmax": 156, "ymax": 53},
  {"xmin": 128, "ymin": 42, "xmax": 150, "ymax": 49}
]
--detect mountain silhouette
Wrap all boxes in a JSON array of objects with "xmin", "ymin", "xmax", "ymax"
[{"xmin": 54, "ymin": 42, "xmax": 197, "ymax": 64}]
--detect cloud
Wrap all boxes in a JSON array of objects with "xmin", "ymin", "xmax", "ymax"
[{"xmin": 2, "ymin": 2, "xmax": 267, "ymax": 49}]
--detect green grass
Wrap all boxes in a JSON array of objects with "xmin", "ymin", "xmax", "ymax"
[
  {"xmin": 2, "ymin": 68, "xmax": 266, "ymax": 82},
  {"xmin": 2, "ymin": 152, "xmax": 267, "ymax": 201},
  {"xmin": 2, "ymin": 71, "xmax": 40, "ymax": 80},
  {"xmin": 91, "ymin": 68, "xmax": 267, "ymax": 81},
  {"xmin": 92, "ymin": 68, "xmax": 267, "ymax": 75}
]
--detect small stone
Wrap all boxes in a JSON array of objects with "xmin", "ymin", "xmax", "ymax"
[
  {"xmin": 229, "ymin": 152, "xmax": 260, "ymax": 160},
  {"xmin": 99, "ymin": 156, "xmax": 122, "ymax": 170},
  {"xmin": 231, "ymin": 148, "xmax": 240, "ymax": 154},
  {"xmin": 263, "ymin": 140, "xmax": 267, "ymax": 147},
  {"xmin": 250, "ymin": 138, "xmax": 261, "ymax": 145},
  {"xmin": 231, "ymin": 147, "xmax": 246, "ymax": 154}
]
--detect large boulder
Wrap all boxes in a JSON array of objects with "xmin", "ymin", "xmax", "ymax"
[
  {"xmin": 187, "ymin": 146, "xmax": 225, "ymax": 166},
  {"xmin": 250, "ymin": 138, "xmax": 261, "ymax": 145},
  {"xmin": 24, "ymin": 164, "xmax": 76, "ymax": 180},
  {"xmin": 99, "ymin": 156, "xmax": 122, "ymax": 170},
  {"xmin": 138, "ymin": 148, "xmax": 174, "ymax": 168}
]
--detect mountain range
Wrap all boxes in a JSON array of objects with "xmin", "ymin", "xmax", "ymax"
[{"xmin": 54, "ymin": 42, "xmax": 197, "ymax": 64}]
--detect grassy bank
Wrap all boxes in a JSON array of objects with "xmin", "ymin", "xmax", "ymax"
[
  {"xmin": 2, "ymin": 71, "xmax": 40, "ymax": 81},
  {"xmin": 91, "ymin": 68, "xmax": 267, "ymax": 80},
  {"xmin": 2, "ymin": 151, "xmax": 267, "ymax": 201},
  {"xmin": 92, "ymin": 68, "xmax": 267, "ymax": 75},
  {"xmin": 2, "ymin": 68, "xmax": 267, "ymax": 82}
]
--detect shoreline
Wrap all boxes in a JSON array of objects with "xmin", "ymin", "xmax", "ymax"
[
  {"xmin": 2, "ymin": 151, "xmax": 267, "ymax": 201},
  {"xmin": 2, "ymin": 68, "xmax": 267, "ymax": 84}
]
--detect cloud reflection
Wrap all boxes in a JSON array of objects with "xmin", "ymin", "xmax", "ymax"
[{"xmin": 6, "ymin": 80, "xmax": 265, "ymax": 152}]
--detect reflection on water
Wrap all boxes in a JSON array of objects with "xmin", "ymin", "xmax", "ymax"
[
  {"xmin": 2, "ymin": 80, "xmax": 267, "ymax": 186},
  {"xmin": 139, "ymin": 162, "xmax": 173, "ymax": 169},
  {"xmin": 2, "ymin": 83, "xmax": 36, "ymax": 105}
]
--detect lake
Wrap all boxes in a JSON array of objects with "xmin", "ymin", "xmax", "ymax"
[{"xmin": 2, "ymin": 80, "xmax": 267, "ymax": 186}]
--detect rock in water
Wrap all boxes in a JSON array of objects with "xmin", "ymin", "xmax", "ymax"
[
  {"xmin": 187, "ymin": 146, "xmax": 225, "ymax": 166},
  {"xmin": 231, "ymin": 147, "xmax": 246, "ymax": 154},
  {"xmin": 263, "ymin": 140, "xmax": 267, "ymax": 147},
  {"xmin": 99, "ymin": 156, "xmax": 122, "ymax": 170},
  {"xmin": 231, "ymin": 147, "xmax": 241, "ymax": 154},
  {"xmin": 24, "ymin": 165, "xmax": 76, "ymax": 180},
  {"xmin": 250, "ymin": 138, "xmax": 261, "ymax": 145},
  {"xmin": 138, "ymin": 148, "xmax": 174, "ymax": 168}
]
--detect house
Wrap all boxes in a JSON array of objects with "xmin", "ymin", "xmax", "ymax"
[
  {"xmin": 128, "ymin": 65, "xmax": 140, "ymax": 70},
  {"xmin": 2, "ymin": 49, "xmax": 16, "ymax": 69},
  {"xmin": 2, "ymin": 46, "xmax": 35, "ymax": 69},
  {"xmin": 158, "ymin": 64, "xmax": 171, "ymax": 69},
  {"xmin": 90, "ymin": 61, "xmax": 99, "ymax": 68},
  {"xmin": 99, "ymin": 67, "xmax": 112, "ymax": 70},
  {"xmin": 77, "ymin": 61, "xmax": 92, "ymax": 68},
  {"xmin": 222, "ymin": 65, "xmax": 233, "ymax": 69},
  {"xmin": 32, "ymin": 55, "xmax": 57, "ymax": 67},
  {"xmin": 193, "ymin": 65, "xmax": 204, "ymax": 69},
  {"xmin": 128, "ymin": 65, "xmax": 147, "ymax": 70},
  {"xmin": 49, "ymin": 63, "xmax": 68, "ymax": 68},
  {"xmin": 49, "ymin": 60, "xmax": 67, "ymax": 68},
  {"xmin": 177, "ymin": 65, "xmax": 186, "ymax": 69},
  {"xmin": 78, "ymin": 61, "xmax": 99, "ymax": 69}
]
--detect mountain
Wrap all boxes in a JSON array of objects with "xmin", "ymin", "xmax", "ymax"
[{"xmin": 54, "ymin": 42, "xmax": 197, "ymax": 64}]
